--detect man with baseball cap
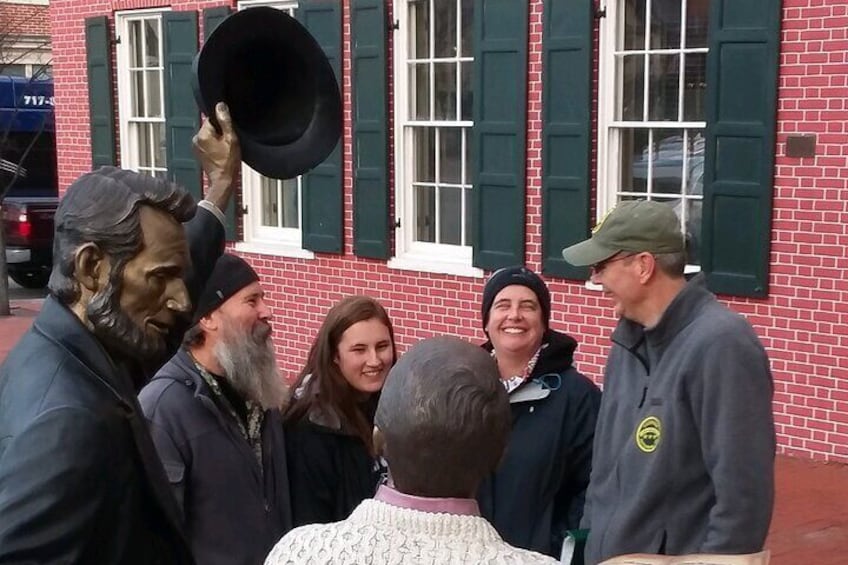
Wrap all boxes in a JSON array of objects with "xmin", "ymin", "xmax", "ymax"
[
  {"xmin": 562, "ymin": 200, "xmax": 775, "ymax": 564},
  {"xmin": 139, "ymin": 253, "xmax": 292, "ymax": 565}
]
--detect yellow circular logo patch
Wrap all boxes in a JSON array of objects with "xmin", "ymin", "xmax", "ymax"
[{"xmin": 636, "ymin": 416, "xmax": 662, "ymax": 453}]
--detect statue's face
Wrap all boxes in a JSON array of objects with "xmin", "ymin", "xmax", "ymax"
[
  {"xmin": 118, "ymin": 206, "xmax": 191, "ymax": 350},
  {"xmin": 88, "ymin": 205, "xmax": 191, "ymax": 361}
]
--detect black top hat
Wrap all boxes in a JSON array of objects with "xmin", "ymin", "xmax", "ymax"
[{"xmin": 192, "ymin": 6, "xmax": 342, "ymax": 180}]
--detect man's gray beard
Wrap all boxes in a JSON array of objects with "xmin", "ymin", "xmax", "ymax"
[
  {"xmin": 213, "ymin": 320, "xmax": 288, "ymax": 411},
  {"xmin": 87, "ymin": 278, "xmax": 166, "ymax": 363}
]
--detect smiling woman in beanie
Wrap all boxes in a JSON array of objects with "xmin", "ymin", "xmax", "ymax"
[{"xmin": 476, "ymin": 266, "xmax": 601, "ymax": 559}]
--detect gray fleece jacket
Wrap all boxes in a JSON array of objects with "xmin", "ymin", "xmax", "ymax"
[{"xmin": 582, "ymin": 274, "xmax": 775, "ymax": 564}]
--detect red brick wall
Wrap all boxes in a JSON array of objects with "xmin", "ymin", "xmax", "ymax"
[
  {"xmin": 0, "ymin": 3, "xmax": 51, "ymax": 37},
  {"xmin": 49, "ymin": 0, "xmax": 848, "ymax": 463}
]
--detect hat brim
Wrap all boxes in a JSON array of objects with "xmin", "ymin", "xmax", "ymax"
[
  {"xmin": 192, "ymin": 7, "xmax": 342, "ymax": 180},
  {"xmin": 561, "ymin": 238, "xmax": 620, "ymax": 267}
]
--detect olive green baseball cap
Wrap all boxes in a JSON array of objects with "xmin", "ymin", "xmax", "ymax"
[{"xmin": 561, "ymin": 199, "xmax": 685, "ymax": 267}]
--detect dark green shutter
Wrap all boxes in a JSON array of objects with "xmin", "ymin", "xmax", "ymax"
[
  {"xmin": 351, "ymin": 0, "xmax": 389, "ymax": 259},
  {"xmin": 203, "ymin": 6, "xmax": 231, "ymax": 37},
  {"xmin": 202, "ymin": 6, "xmax": 238, "ymax": 240},
  {"xmin": 298, "ymin": 0, "xmax": 343, "ymax": 254},
  {"xmin": 702, "ymin": 0, "xmax": 781, "ymax": 297},
  {"xmin": 540, "ymin": 0, "xmax": 592, "ymax": 278},
  {"xmin": 163, "ymin": 12, "xmax": 201, "ymax": 202},
  {"xmin": 84, "ymin": 16, "xmax": 116, "ymax": 168},
  {"xmin": 471, "ymin": 0, "xmax": 528, "ymax": 270}
]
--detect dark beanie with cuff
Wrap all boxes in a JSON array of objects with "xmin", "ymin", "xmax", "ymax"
[
  {"xmin": 481, "ymin": 266, "xmax": 551, "ymax": 330},
  {"xmin": 192, "ymin": 253, "xmax": 260, "ymax": 324}
]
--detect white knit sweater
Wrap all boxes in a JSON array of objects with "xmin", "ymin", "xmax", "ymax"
[{"xmin": 264, "ymin": 498, "xmax": 558, "ymax": 564}]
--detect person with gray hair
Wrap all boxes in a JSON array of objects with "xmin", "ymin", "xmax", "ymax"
[
  {"xmin": 561, "ymin": 199, "xmax": 775, "ymax": 564},
  {"xmin": 264, "ymin": 337, "xmax": 557, "ymax": 564},
  {"xmin": 140, "ymin": 253, "xmax": 291, "ymax": 565}
]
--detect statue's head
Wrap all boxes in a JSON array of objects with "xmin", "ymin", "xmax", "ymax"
[{"xmin": 49, "ymin": 167, "xmax": 196, "ymax": 362}]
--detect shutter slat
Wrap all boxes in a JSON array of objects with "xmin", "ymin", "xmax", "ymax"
[
  {"xmin": 701, "ymin": 0, "xmax": 781, "ymax": 297},
  {"xmin": 351, "ymin": 0, "xmax": 389, "ymax": 259},
  {"xmin": 85, "ymin": 16, "xmax": 116, "ymax": 168},
  {"xmin": 471, "ymin": 0, "xmax": 529, "ymax": 270},
  {"xmin": 163, "ymin": 12, "xmax": 201, "ymax": 201},
  {"xmin": 540, "ymin": 0, "xmax": 592, "ymax": 279},
  {"xmin": 298, "ymin": 0, "xmax": 343, "ymax": 254}
]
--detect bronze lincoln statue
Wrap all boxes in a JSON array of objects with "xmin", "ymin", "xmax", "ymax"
[{"xmin": 0, "ymin": 8, "xmax": 343, "ymax": 564}]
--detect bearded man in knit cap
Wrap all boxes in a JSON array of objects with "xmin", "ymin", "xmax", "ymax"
[
  {"xmin": 139, "ymin": 253, "xmax": 292, "ymax": 565},
  {"xmin": 265, "ymin": 336, "xmax": 557, "ymax": 564}
]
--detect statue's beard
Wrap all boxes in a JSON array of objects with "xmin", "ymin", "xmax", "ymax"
[
  {"xmin": 87, "ymin": 278, "xmax": 167, "ymax": 363},
  {"xmin": 214, "ymin": 318, "xmax": 288, "ymax": 411}
]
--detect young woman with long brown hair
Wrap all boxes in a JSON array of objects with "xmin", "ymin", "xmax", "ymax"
[{"xmin": 284, "ymin": 295, "xmax": 397, "ymax": 526}]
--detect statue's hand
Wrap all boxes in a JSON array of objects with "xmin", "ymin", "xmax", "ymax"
[{"xmin": 193, "ymin": 102, "xmax": 241, "ymax": 210}]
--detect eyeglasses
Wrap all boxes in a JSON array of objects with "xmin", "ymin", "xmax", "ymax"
[{"xmin": 590, "ymin": 253, "xmax": 636, "ymax": 275}]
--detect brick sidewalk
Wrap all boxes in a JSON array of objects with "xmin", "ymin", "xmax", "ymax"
[{"xmin": 0, "ymin": 299, "xmax": 845, "ymax": 564}]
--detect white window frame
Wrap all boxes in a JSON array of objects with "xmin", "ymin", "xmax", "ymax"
[
  {"xmin": 597, "ymin": 0, "xmax": 706, "ymax": 275},
  {"xmin": 233, "ymin": 0, "xmax": 313, "ymax": 259},
  {"xmin": 115, "ymin": 8, "xmax": 169, "ymax": 178},
  {"xmin": 388, "ymin": 0, "xmax": 483, "ymax": 278}
]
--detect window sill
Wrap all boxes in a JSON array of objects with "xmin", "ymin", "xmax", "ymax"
[
  {"xmin": 388, "ymin": 254, "xmax": 485, "ymax": 279},
  {"xmin": 234, "ymin": 241, "xmax": 315, "ymax": 260}
]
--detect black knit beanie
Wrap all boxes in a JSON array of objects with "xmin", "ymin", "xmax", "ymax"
[
  {"xmin": 481, "ymin": 266, "xmax": 551, "ymax": 330},
  {"xmin": 192, "ymin": 253, "xmax": 260, "ymax": 324}
]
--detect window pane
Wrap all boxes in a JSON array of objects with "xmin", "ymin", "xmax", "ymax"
[
  {"xmin": 261, "ymin": 177, "xmax": 279, "ymax": 227},
  {"xmin": 438, "ymin": 186, "xmax": 462, "ymax": 245},
  {"xmin": 684, "ymin": 198, "xmax": 702, "ymax": 264},
  {"xmin": 683, "ymin": 52, "xmax": 707, "ymax": 121},
  {"xmin": 410, "ymin": 63, "xmax": 430, "ymax": 120},
  {"xmin": 460, "ymin": 0, "xmax": 473, "ymax": 57},
  {"xmin": 145, "ymin": 19, "xmax": 160, "ymax": 67},
  {"xmin": 0, "ymin": 64, "xmax": 26, "ymax": 77},
  {"xmin": 130, "ymin": 21, "xmax": 143, "ymax": 67},
  {"xmin": 282, "ymin": 178, "xmax": 299, "ymax": 228},
  {"xmin": 618, "ymin": 54, "xmax": 644, "ymax": 121},
  {"xmin": 460, "ymin": 61, "xmax": 472, "ymax": 120},
  {"xmin": 434, "ymin": 62, "xmax": 457, "ymax": 120},
  {"xmin": 623, "ymin": 0, "xmax": 646, "ymax": 50},
  {"xmin": 146, "ymin": 70, "xmax": 162, "ymax": 118},
  {"xmin": 686, "ymin": 130, "xmax": 705, "ymax": 196},
  {"xmin": 650, "ymin": 0, "xmax": 682, "ymax": 49},
  {"xmin": 652, "ymin": 129, "xmax": 684, "ymax": 195},
  {"xmin": 433, "ymin": 0, "xmax": 457, "ymax": 58},
  {"xmin": 131, "ymin": 70, "xmax": 144, "ymax": 117},
  {"xmin": 413, "ymin": 127, "xmax": 435, "ymax": 182},
  {"xmin": 686, "ymin": 0, "xmax": 709, "ymax": 47},
  {"xmin": 648, "ymin": 54, "xmax": 679, "ymax": 121},
  {"xmin": 620, "ymin": 128, "xmax": 650, "ymax": 193},
  {"xmin": 152, "ymin": 122, "xmax": 165, "ymax": 168},
  {"xmin": 463, "ymin": 187, "xmax": 472, "ymax": 245},
  {"xmin": 410, "ymin": 0, "xmax": 430, "ymax": 59},
  {"xmin": 463, "ymin": 129, "xmax": 471, "ymax": 184},
  {"xmin": 415, "ymin": 185, "xmax": 435, "ymax": 242},
  {"xmin": 439, "ymin": 128, "xmax": 461, "ymax": 183},
  {"xmin": 33, "ymin": 65, "xmax": 52, "ymax": 79},
  {"xmin": 138, "ymin": 124, "xmax": 152, "ymax": 168}
]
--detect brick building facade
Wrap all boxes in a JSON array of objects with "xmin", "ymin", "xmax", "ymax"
[
  {"xmin": 0, "ymin": 0, "xmax": 51, "ymax": 77},
  {"xmin": 47, "ymin": 0, "xmax": 848, "ymax": 463}
]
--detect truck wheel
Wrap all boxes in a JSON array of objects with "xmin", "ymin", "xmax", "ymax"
[{"xmin": 9, "ymin": 270, "xmax": 50, "ymax": 289}]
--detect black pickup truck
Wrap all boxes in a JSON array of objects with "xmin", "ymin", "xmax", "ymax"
[{"xmin": 1, "ymin": 75, "xmax": 58, "ymax": 289}]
